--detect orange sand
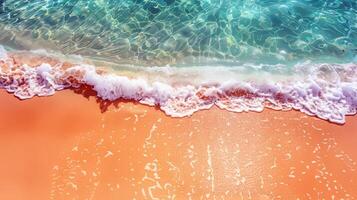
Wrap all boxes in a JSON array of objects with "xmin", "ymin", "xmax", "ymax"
[{"xmin": 0, "ymin": 89, "xmax": 356, "ymax": 200}]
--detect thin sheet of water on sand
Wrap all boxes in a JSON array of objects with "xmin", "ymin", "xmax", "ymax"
[{"xmin": 0, "ymin": 90, "xmax": 356, "ymax": 200}]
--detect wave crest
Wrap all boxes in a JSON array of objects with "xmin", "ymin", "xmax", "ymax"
[{"xmin": 1, "ymin": 46, "xmax": 357, "ymax": 124}]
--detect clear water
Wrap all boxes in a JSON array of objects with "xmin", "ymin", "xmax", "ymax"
[{"xmin": 0, "ymin": 0, "xmax": 356, "ymax": 66}]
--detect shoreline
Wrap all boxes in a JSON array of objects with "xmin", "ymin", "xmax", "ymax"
[
  {"xmin": 2, "ymin": 46, "xmax": 357, "ymax": 124},
  {"xmin": 0, "ymin": 88, "xmax": 357, "ymax": 199}
]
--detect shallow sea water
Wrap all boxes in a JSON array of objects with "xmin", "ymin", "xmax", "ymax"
[
  {"xmin": 0, "ymin": 0, "xmax": 356, "ymax": 66},
  {"xmin": 0, "ymin": 0, "xmax": 357, "ymax": 123}
]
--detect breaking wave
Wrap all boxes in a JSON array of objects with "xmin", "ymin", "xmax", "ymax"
[{"xmin": 1, "ymin": 46, "xmax": 357, "ymax": 124}]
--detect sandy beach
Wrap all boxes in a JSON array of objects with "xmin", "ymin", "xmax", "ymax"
[{"xmin": 0, "ymin": 89, "xmax": 356, "ymax": 200}]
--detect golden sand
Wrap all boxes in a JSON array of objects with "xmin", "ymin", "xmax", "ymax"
[{"xmin": 0, "ymin": 89, "xmax": 356, "ymax": 200}]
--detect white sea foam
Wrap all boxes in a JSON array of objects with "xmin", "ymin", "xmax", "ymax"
[{"xmin": 1, "ymin": 46, "xmax": 357, "ymax": 124}]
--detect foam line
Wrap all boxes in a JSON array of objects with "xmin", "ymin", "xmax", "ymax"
[{"xmin": 1, "ymin": 46, "xmax": 357, "ymax": 124}]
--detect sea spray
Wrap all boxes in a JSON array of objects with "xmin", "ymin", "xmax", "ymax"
[{"xmin": 1, "ymin": 47, "xmax": 357, "ymax": 124}]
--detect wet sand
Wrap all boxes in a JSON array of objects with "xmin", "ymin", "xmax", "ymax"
[{"xmin": 0, "ymin": 89, "xmax": 356, "ymax": 200}]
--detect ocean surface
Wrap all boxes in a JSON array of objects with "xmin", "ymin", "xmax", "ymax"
[{"xmin": 0, "ymin": 0, "xmax": 357, "ymax": 123}]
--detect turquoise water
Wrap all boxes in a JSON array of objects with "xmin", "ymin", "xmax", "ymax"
[
  {"xmin": 1, "ymin": 0, "xmax": 357, "ymax": 123},
  {"xmin": 0, "ymin": 0, "xmax": 356, "ymax": 66}
]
